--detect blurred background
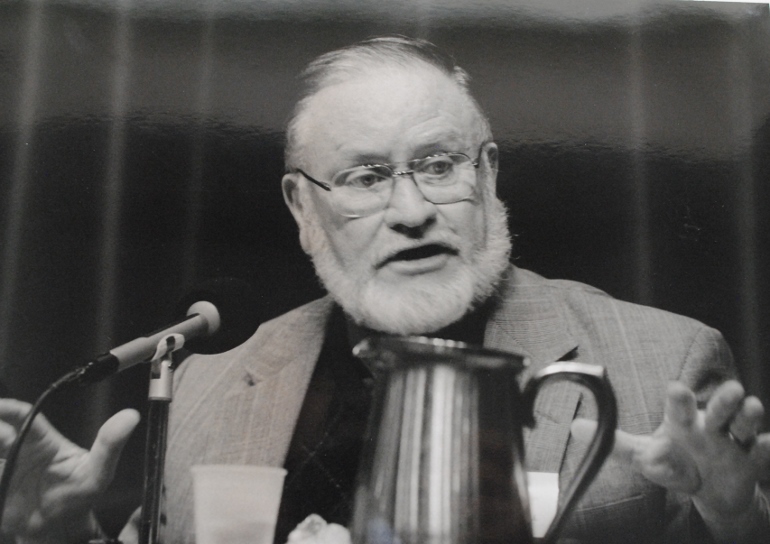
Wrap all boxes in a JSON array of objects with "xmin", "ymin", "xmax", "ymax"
[{"xmin": 1, "ymin": 0, "xmax": 769, "ymax": 535}]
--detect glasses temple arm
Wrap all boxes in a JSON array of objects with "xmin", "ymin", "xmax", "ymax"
[{"xmin": 295, "ymin": 169, "xmax": 332, "ymax": 192}]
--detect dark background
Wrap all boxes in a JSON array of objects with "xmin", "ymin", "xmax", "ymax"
[{"xmin": 0, "ymin": 0, "xmax": 768, "ymax": 535}]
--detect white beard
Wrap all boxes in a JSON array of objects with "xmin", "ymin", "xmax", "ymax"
[{"xmin": 298, "ymin": 191, "xmax": 512, "ymax": 336}]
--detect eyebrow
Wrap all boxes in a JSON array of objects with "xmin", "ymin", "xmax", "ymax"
[
  {"xmin": 340, "ymin": 141, "xmax": 466, "ymax": 169},
  {"xmin": 345, "ymin": 154, "xmax": 391, "ymax": 168}
]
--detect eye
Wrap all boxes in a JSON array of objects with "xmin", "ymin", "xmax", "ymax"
[
  {"xmin": 340, "ymin": 167, "xmax": 390, "ymax": 189},
  {"xmin": 419, "ymin": 156, "xmax": 455, "ymax": 177}
]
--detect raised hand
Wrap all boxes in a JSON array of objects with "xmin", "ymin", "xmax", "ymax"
[
  {"xmin": 572, "ymin": 380, "xmax": 770, "ymax": 540},
  {"xmin": 0, "ymin": 399, "xmax": 139, "ymax": 541}
]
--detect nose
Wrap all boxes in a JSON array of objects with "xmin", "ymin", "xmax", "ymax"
[{"xmin": 383, "ymin": 173, "xmax": 437, "ymax": 232}]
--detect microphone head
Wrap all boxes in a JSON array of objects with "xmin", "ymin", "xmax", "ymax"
[
  {"xmin": 175, "ymin": 277, "xmax": 262, "ymax": 355},
  {"xmin": 186, "ymin": 300, "xmax": 221, "ymax": 335}
]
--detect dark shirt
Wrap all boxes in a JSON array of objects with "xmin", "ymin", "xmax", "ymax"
[
  {"xmin": 273, "ymin": 303, "xmax": 491, "ymax": 543},
  {"xmin": 274, "ymin": 306, "xmax": 373, "ymax": 543}
]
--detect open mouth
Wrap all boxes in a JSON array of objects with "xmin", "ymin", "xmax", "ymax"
[{"xmin": 380, "ymin": 243, "xmax": 458, "ymax": 267}]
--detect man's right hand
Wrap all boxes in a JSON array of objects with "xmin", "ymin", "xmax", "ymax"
[{"xmin": 0, "ymin": 399, "xmax": 140, "ymax": 542}]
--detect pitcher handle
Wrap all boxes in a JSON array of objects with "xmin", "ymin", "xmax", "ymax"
[{"xmin": 521, "ymin": 362, "xmax": 618, "ymax": 544}]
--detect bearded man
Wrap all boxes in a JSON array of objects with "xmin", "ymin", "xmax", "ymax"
[{"xmin": 0, "ymin": 36, "xmax": 768, "ymax": 544}]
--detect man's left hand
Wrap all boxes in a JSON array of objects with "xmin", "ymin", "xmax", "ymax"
[{"xmin": 572, "ymin": 380, "xmax": 770, "ymax": 523}]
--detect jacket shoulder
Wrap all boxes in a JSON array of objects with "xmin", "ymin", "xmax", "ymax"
[
  {"xmin": 258, "ymin": 296, "xmax": 335, "ymax": 335},
  {"xmin": 173, "ymin": 295, "xmax": 334, "ymax": 385},
  {"xmin": 510, "ymin": 266, "xmax": 711, "ymax": 335}
]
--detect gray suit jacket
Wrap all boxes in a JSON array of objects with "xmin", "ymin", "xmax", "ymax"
[{"xmin": 150, "ymin": 266, "xmax": 754, "ymax": 543}]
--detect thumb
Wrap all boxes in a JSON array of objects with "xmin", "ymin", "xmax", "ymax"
[
  {"xmin": 570, "ymin": 417, "xmax": 599, "ymax": 443},
  {"xmin": 570, "ymin": 417, "xmax": 642, "ymax": 467},
  {"xmin": 87, "ymin": 409, "xmax": 141, "ymax": 484}
]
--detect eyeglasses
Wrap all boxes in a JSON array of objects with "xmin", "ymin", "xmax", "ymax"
[{"xmin": 293, "ymin": 143, "xmax": 489, "ymax": 218}]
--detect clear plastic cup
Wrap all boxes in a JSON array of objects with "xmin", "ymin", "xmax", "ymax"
[{"xmin": 191, "ymin": 464, "xmax": 287, "ymax": 544}]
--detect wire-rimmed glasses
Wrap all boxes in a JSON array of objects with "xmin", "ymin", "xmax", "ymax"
[{"xmin": 293, "ymin": 143, "xmax": 490, "ymax": 218}]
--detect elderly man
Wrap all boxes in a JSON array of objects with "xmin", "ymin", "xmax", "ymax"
[{"xmin": 0, "ymin": 36, "xmax": 768, "ymax": 544}]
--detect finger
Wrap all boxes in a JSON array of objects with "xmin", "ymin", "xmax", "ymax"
[
  {"xmin": 87, "ymin": 409, "xmax": 141, "ymax": 485},
  {"xmin": 704, "ymin": 380, "xmax": 745, "ymax": 434},
  {"xmin": 665, "ymin": 382, "xmax": 698, "ymax": 429},
  {"xmin": 0, "ymin": 398, "xmax": 34, "ymax": 426},
  {"xmin": 0, "ymin": 420, "xmax": 18, "ymax": 452},
  {"xmin": 570, "ymin": 418, "xmax": 644, "ymax": 467},
  {"xmin": 750, "ymin": 433, "xmax": 770, "ymax": 473},
  {"xmin": 728, "ymin": 396, "xmax": 765, "ymax": 445},
  {"xmin": 0, "ymin": 398, "xmax": 64, "ymax": 443}
]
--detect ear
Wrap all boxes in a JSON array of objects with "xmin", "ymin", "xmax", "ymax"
[
  {"xmin": 482, "ymin": 142, "xmax": 499, "ymax": 193},
  {"xmin": 282, "ymin": 172, "xmax": 305, "ymax": 226}
]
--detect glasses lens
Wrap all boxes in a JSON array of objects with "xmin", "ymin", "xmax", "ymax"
[
  {"xmin": 332, "ymin": 165, "xmax": 393, "ymax": 217},
  {"xmin": 415, "ymin": 154, "xmax": 462, "ymax": 183},
  {"xmin": 334, "ymin": 165, "xmax": 391, "ymax": 190},
  {"xmin": 414, "ymin": 153, "xmax": 476, "ymax": 204}
]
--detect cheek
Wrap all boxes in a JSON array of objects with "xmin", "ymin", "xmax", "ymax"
[
  {"xmin": 324, "ymin": 216, "xmax": 382, "ymax": 268},
  {"xmin": 446, "ymin": 203, "xmax": 488, "ymax": 252},
  {"xmin": 473, "ymin": 207, "xmax": 488, "ymax": 246}
]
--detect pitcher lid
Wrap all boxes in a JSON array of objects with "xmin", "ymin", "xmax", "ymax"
[{"xmin": 352, "ymin": 335, "xmax": 528, "ymax": 371}]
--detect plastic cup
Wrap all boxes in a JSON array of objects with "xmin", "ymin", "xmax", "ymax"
[{"xmin": 191, "ymin": 464, "xmax": 287, "ymax": 544}]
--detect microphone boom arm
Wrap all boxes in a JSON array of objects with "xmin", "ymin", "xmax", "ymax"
[{"xmin": 78, "ymin": 301, "xmax": 219, "ymax": 384}]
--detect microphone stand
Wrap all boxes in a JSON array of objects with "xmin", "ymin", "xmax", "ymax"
[{"xmin": 138, "ymin": 335, "xmax": 181, "ymax": 544}]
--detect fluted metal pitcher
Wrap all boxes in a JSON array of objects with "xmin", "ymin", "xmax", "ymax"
[{"xmin": 350, "ymin": 336, "xmax": 617, "ymax": 544}]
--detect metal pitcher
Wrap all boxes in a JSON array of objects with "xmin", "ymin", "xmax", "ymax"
[{"xmin": 350, "ymin": 336, "xmax": 617, "ymax": 544}]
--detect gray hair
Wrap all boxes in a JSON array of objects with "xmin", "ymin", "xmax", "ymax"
[{"xmin": 284, "ymin": 35, "xmax": 493, "ymax": 171}]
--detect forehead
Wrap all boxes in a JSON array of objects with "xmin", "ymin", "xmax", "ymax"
[{"xmin": 297, "ymin": 64, "xmax": 481, "ymax": 167}]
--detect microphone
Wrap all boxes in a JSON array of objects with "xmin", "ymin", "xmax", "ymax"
[{"xmin": 76, "ymin": 277, "xmax": 261, "ymax": 383}]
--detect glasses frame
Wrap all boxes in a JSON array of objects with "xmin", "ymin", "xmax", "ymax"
[{"xmin": 293, "ymin": 142, "xmax": 489, "ymax": 197}]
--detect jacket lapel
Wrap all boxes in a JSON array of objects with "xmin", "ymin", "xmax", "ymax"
[
  {"xmin": 484, "ymin": 267, "xmax": 582, "ymax": 474},
  {"xmin": 206, "ymin": 297, "xmax": 336, "ymax": 465}
]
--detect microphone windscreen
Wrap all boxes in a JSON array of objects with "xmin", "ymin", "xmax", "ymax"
[{"xmin": 174, "ymin": 277, "xmax": 262, "ymax": 355}]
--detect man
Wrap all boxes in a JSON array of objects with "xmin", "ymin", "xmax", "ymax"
[{"xmin": 0, "ymin": 36, "xmax": 768, "ymax": 544}]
